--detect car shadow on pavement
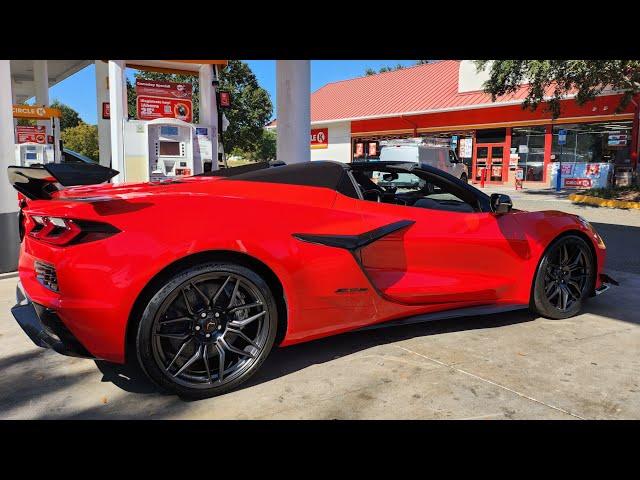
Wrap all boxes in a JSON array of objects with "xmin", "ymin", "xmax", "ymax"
[
  {"xmin": 87, "ymin": 275, "xmax": 638, "ymax": 401},
  {"xmin": 243, "ymin": 309, "xmax": 536, "ymax": 391},
  {"xmin": 0, "ymin": 350, "xmax": 101, "ymax": 418},
  {"xmin": 87, "ymin": 309, "xmax": 536, "ymax": 399},
  {"xmin": 94, "ymin": 359, "xmax": 159, "ymax": 395}
]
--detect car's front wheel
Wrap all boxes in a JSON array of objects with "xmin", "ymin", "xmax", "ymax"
[
  {"xmin": 136, "ymin": 262, "xmax": 278, "ymax": 399},
  {"xmin": 531, "ymin": 235, "xmax": 595, "ymax": 319}
]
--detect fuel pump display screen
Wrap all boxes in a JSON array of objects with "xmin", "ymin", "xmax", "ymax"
[
  {"xmin": 160, "ymin": 126, "xmax": 179, "ymax": 136},
  {"xmin": 159, "ymin": 141, "xmax": 181, "ymax": 156},
  {"xmin": 25, "ymin": 152, "xmax": 37, "ymax": 160}
]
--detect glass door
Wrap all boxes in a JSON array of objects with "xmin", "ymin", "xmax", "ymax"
[
  {"xmin": 474, "ymin": 143, "xmax": 506, "ymax": 183},
  {"xmin": 488, "ymin": 145, "xmax": 505, "ymax": 182},
  {"xmin": 474, "ymin": 146, "xmax": 488, "ymax": 181}
]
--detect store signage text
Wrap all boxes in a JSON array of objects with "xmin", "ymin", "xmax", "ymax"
[
  {"xmin": 564, "ymin": 178, "xmax": 592, "ymax": 188},
  {"xmin": 311, "ymin": 128, "xmax": 329, "ymax": 149},
  {"xmin": 16, "ymin": 125, "xmax": 46, "ymax": 144},
  {"xmin": 12, "ymin": 105, "xmax": 61, "ymax": 119},
  {"xmin": 137, "ymin": 97, "xmax": 193, "ymax": 122},
  {"xmin": 558, "ymin": 129, "xmax": 567, "ymax": 145},
  {"xmin": 136, "ymin": 80, "xmax": 193, "ymax": 122},
  {"xmin": 608, "ymin": 133, "xmax": 628, "ymax": 146}
]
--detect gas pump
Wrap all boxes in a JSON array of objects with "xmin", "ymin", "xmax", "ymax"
[
  {"xmin": 148, "ymin": 118, "xmax": 195, "ymax": 180},
  {"xmin": 123, "ymin": 118, "xmax": 215, "ymax": 182},
  {"xmin": 15, "ymin": 143, "xmax": 54, "ymax": 166},
  {"xmin": 118, "ymin": 70, "xmax": 226, "ymax": 181},
  {"xmin": 12, "ymin": 105, "xmax": 61, "ymax": 166}
]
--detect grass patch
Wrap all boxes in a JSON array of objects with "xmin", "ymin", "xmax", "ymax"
[{"xmin": 580, "ymin": 185, "xmax": 640, "ymax": 202}]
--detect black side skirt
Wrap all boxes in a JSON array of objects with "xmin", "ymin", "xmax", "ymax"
[{"xmin": 356, "ymin": 303, "xmax": 529, "ymax": 331}]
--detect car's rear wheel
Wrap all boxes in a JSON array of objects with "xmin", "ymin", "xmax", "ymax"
[
  {"xmin": 136, "ymin": 262, "xmax": 278, "ymax": 399},
  {"xmin": 531, "ymin": 235, "xmax": 595, "ymax": 319}
]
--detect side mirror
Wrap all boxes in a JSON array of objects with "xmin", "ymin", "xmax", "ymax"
[{"xmin": 490, "ymin": 193, "xmax": 513, "ymax": 214}]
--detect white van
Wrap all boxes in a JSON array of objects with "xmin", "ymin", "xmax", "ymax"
[{"xmin": 379, "ymin": 142, "xmax": 468, "ymax": 182}]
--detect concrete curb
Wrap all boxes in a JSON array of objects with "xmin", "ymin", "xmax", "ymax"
[
  {"xmin": 0, "ymin": 271, "xmax": 18, "ymax": 280},
  {"xmin": 568, "ymin": 194, "xmax": 640, "ymax": 210}
]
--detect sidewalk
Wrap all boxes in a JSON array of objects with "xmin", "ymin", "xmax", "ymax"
[{"xmin": 474, "ymin": 182, "xmax": 640, "ymax": 227}]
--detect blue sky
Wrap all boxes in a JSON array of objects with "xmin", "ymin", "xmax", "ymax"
[{"xmin": 45, "ymin": 60, "xmax": 419, "ymax": 124}]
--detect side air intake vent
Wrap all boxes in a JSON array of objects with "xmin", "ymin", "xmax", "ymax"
[{"xmin": 34, "ymin": 261, "xmax": 58, "ymax": 292}]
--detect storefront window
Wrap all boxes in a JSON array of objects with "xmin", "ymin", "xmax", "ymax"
[
  {"xmin": 551, "ymin": 122, "xmax": 633, "ymax": 165},
  {"xmin": 420, "ymin": 133, "xmax": 474, "ymax": 173},
  {"xmin": 352, "ymin": 132, "xmax": 474, "ymax": 165},
  {"xmin": 511, "ymin": 126, "xmax": 546, "ymax": 181}
]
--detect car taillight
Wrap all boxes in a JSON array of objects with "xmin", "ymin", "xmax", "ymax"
[{"xmin": 28, "ymin": 215, "xmax": 120, "ymax": 246}]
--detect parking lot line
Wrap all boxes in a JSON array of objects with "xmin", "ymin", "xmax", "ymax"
[{"xmin": 395, "ymin": 345, "xmax": 585, "ymax": 420}]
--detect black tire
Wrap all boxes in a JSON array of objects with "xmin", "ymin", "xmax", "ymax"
[
  {"xmin": 460, "ymin": 173, "xmax": 468, "ymax": 183},
  {"xmin": 136, "ymin": 262, "xmax": 278, "ymax": 399},
  {"xmin": 531, "ymin": 235, "xmax": 595, "ymax": 319}
]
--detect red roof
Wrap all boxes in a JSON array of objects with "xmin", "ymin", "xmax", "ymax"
[{"xmin": 311, "ymin": 60, "xmax": 531, "ymax": 123}]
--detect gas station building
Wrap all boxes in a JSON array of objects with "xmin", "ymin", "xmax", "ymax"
[
  {"xmin": 0, "ymin": 60, "xmax": 312, "ymax": 273},
  {"xmin": 296, "ymin": 60, "xmax": 639, "ymax": 188}
]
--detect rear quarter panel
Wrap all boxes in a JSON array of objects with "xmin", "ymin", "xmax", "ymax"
[{"xmin": 20, "ymin": 181, "xmax": 376, "ymax": 360}]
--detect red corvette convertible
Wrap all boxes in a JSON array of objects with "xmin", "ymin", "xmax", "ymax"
[{"xmin": 9, "ymin": 160, "xmax": 614, "ymax": 398}]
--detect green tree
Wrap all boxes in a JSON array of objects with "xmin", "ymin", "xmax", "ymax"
[
  {"xmin": 365, "ymin": 60, "xmax": 432, "ymax": 76},
  {"xmin": 126, "ymin": 78, "xmax": 137, "ymax": 119},
  {"xmin": 218, "ymin": 60, "xmax": 273, "ymax": 154},
  {"xmin": 50, "ymin": 100, "xmax": 82, "ymax": 130},
  {"xmin": 129, "ymin": 61, "xmax": 273, "ymax": 155},
  {"xmin": 61, "ymin": 123, "xmax": 99, "ymax": 160},
  {"xmin": 476, "ymin": 60, "xmax": 640, "ymax": 119},
  {"xmin": 16, "ymin": 116, "xmax": 35, "ymax": 127},
  {"xmin": 250, "ymin": 129, "xmax": 277, "ymax": 161},
  {"xmin": 366, "ymin": 64, "xmax": 407, "ymax": 76}
]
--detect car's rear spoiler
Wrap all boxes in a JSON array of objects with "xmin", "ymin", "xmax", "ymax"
[{"xmin": 7, "ymin": 163, "xmax": 119, "ymax": 200}]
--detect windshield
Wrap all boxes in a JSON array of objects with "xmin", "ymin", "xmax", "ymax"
[{"xmin": 351, "ymin": 167, "xmax": 478, "ymax": 213}]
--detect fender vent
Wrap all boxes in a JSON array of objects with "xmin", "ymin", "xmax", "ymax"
[{"xmin": 34, "ymin": 261, "xmax": 58, "ymax": 292}]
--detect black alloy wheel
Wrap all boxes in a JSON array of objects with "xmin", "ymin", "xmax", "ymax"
[
  {"xmin": 136, "ymin": 262, "xmax": 278, "ymax": 399},
  {"xmin": 532, "ymin": 235, "xmax": 595, "ymax": 319}
]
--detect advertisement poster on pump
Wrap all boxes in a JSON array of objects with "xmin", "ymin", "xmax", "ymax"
[
  {"xmin": 16, "ymin": 125, "xmax": 46, "ymax": 144},
  {"xmin": 136, "ymin": 80, "xmax": 193, "ymax": 123}
]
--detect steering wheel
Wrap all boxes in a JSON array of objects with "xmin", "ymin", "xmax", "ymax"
[
  {"xmin": 380, "ymin": 185, "xmax": 397, "ymax": 195},
  {"xmin": 361, "ymin": 189, "xmax": 382, "ymax": 202}
]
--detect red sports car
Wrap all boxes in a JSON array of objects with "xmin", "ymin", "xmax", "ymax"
[{"xmin": 9, "ymin": 160, "xmax": 614, "ymax": 398}]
